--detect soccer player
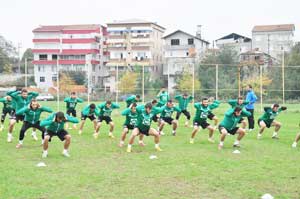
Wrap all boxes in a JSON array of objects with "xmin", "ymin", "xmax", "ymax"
[
  {"xmin": 292, "ymin": 130, "xmax": 300, "ymax": 148},
  {"xmin": 0, "ymin": 96, "xmax": 15, "ymax": 131},
  {"xmin": 125, "ymin": 94, "xmax": 141, "ymax": 108},
  {"xmin": 7, "ymin": 89, "xmax": 39, "ymax": 142},
  {"xmin": 126, "ymin": 102, "xmax": 162, "ymax": 153},
  {"xmin": 175, "ymin": 93, "xmax": 193, "ymax": 127},
  {"xmin": 119, "ymin": 103, "xmax": 144, "ymax": 147},
  {"xmin": 95, "ymin": 101, "xmax": 120, "ymax": 138},
  {"xmin": 41, "ymin": 112, "xmax": 79, "ymax": 158},
  {"xmin": 257, "ymin": 104, "xmax": 287, "ymax": 139},
  {"xmin": 156, "ymin": 87, "xmax": 170, "ymax": 107},
  {"xmin": 218, "ymin": 107, "xmax": 251, "ymax": 150},
  {"xmin": 190, "ymin": 98, "xmax": 220, "ymax": 144},
  {"xmin": 228, "ymin": 97, "xmax": 250, "ymax": 129},
  {"xmin": 245, "ymin": 85, "xmax": 257, "ymax": 131},
  {"xmin": 158, "ymin": 100, "xmax": 181, "ymax": 136},
  {"xmin": 15, "ymin": 99, "xmax": 52, "ymax": 148},
  {"xmin": 78, "ymin": 103, "xmax": 100, "ymax": 136},
  {"xmin": 64, "ymin": 92, "xmax": 83, "ymax": 129}
]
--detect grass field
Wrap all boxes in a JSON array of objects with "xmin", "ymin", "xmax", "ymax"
[{"xmin": 0, "ymin": 101, "xmax": 300, "ymax": 199}]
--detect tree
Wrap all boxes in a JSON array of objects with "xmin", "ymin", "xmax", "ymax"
[
  {"xmin": 242, "ymin": 75, "xmax": 272, "ymax": 95},
  {"xmin": 177, "ymin": 71, "xmax": 201, "ymax": 93},
  {"xmin": 20, "ymin": 48, "xmax": 34, "ymax": 73},
  {"xmin": 118, "ymin": 71, "xmax": 138, "ymax": 94},
  {"xmin": 58, "ymin": 73, "xmax": 77, "ymax": 93},
  {"xmin": 3, "ymin": 63, "xmax": 12, "ymax": 74},
  {"xmin": 65, "ymin": 71, "xmax": 86, "ymax": 85}
]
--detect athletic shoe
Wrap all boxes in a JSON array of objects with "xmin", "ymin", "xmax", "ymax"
[
  {"xmin": 139, "ymin": 142, "xmax": 146, "ymax": 147},
  {"xmin": 272, "ymin": 135, "xmax": 279, "ymax": 139},
  {"xmin": 7, "ymin": 134, "xmax": 12, "ymax": 143},
  {"xmin": 208, "ymin": 138, "xmax": 215, "ymax": 143},
  {"xmin": 155, "ymin": 146, "xmax": 163, "ymax": 152},
  {"xmin": 257, "ymin": 134, "xmax": 262, "ymax": 140},
  {"xmin": 233, "ymin": 143, "xmax": 240, "ymax": 148},
  {"xmin": 172, "ymin": 131, "xmax": 176, "ymax": 136},
  {"xmin": 189, "ymin": 139, "xmax": 194, "ymax": 144},
  {"xmin": 78, "ymin": 130, "xmax": 82, "ymax": 135},
  {"xmin": 108, "ymin": 133, "xmax": 115, "ymax": 139},
  {"xmin": 32, "ymin": 132, "xmax": 38, "ymax": 141},
  {"xmin": 126, "ymin": 147, "xmax": 132, "ymax": 153},
  {"xmin": 16, "ymin": 143, "xmax": 22, "ymax": 149},
  {"xmin": 93, "ymin": 133, "xmax": 99, "ymax": 139},
  {"xmin": 62, "ymin": 151, "xmax": 70, "ymax": 157},
  {"xmin": 119, "ymin": 142, "xmax": 124, "ymax": 147},
  {"xmin": 292, "ymin": 142, "xmax": 297, "ymax": 148},
  {"xmin": 184, "ymin": 121, "xmax": 189, "ymax": 127},
  {"xmin": 159, "ymin": 131, "xmax": 165, "ymax": 136},
  {"xmin": 42, "ymin": 151, "xmax": 48, "ymax": 158},
  {"xmin": 0, "ymin": 126, "xmax": 4, "ymax": 132},
  {"xmin": 218, "ymin": 144, "xmax": 223, "ymax": 150}
]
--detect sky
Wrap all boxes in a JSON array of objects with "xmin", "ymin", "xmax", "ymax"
[{"xmin": 1, "ymin": 0, "xmax": 299, "ymax": 54}]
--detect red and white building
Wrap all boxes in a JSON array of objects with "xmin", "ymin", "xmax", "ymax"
[{"xmin": 32, "ymin": 24, "xmax": 109, "ymax": 90}]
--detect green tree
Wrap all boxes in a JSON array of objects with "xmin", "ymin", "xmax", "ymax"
[
  {"xmin": 118, "ymin": 71, "xmax": 138, "ymax": 94},
  {"xmin": 177, "ymin": 71, "xmax": 201, "ymax": 93},
  {"xmin": 20, "ymin": 48, "xmax": 34, "ymax": 73},
  {"xmin": 3, "ymin": 63, "xmax": 12, "ymax": 74}
]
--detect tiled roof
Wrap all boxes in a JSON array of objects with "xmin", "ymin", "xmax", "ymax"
[{"xmin": 252, "ymin": 24, "xmax": 295, "ymax": 32}]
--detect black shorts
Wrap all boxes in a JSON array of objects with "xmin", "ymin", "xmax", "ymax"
[
  {"xmin": 45, "ymin": 129, "xmax": 68, "ymax": 141},
  {"xmin": 67, "ymin": 109, "xmax": 76, "ymax": 117},
  {"xmin": 208, "ymin": 113, "xmax": 215, "ymax": 120},
  {"xmin": 2, "ymin": 109, "xmax": 14, "ymax": 120},
  {"xmin": 161, "ymin": 117, "xmax": 174, "ymax": 125},
  {"xmin": 123, "ymin": 124, "xmax": 135, "ymax": 130},
  {"xmin": 238, "ymin": 118, "xmax": 244, "ymax": 124},
  {"xmin": 194, "ymin": 120, "xmax": 210, "ymax": 129},
  {"xmin": 98, "ymin": 116, "xmax": 112, "ymax": 124},
  {"xmin": 11, "ymin": 112, "xmax": 24, "ymax": 123},
  {"xmin": 81, "ymin": 114, "xmax": 96, "ymax": 121},
  {"xmin": 137, "ymin": 127, "xmax": 149, "ymax": 136},
  {"xmin": 218, "ymin": 126, "xmax": 239, "ymax": 135},
  {"xmin": 258, "ymin": 119, "xmax": 271, "ymax": 128},
  {"xmin": 152, "ymin": 115, "xmax": 159, "ymax": 123}
]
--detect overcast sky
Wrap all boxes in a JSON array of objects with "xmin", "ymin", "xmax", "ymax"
[{"xmin": 1, "ymin": 0, "xmax": 299, "ymax": 53}]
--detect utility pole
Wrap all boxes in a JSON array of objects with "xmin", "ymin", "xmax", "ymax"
[{"xmin": 18, "ymin": 42, "xmax": 22, "ymax": 74}]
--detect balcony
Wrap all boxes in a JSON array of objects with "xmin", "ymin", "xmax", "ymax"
[{"xmin": 164, "ymin": 44, "xmax": 195, "ymax": 50}]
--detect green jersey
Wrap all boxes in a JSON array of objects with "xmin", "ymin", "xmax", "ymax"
[
  {"xmin": 64, "ymin": 97, "xmax": 83, "ymax": 111},
  {"xmin": 160, "ymin": 105, "xmax": 181, "ymax": 118},
  {"xmin": 0, "ymin": 97, "xmax": 14, "ymax": 112},
  {"xmin": 175, "ymin": 95, "xmax": 193, "ymax": 110},
  {"xmin": 125, "ymin": 95, "xmax": 141, "ymax": 107},
  {"xmin": 193, "ymin": 100, "xmax": 220, "ymax": 122},
  {"xmin": 136, "ymin": 105, "xmax": 162, "ymax": 131},
  {"xmin": 228, "ymin": 99, "xmax": 249, "ymax": 109},
  {"xmin": 16, "ymin": 106, "xmax": 52, "ymax": 124},
  {"xmin": 157, "ymin": 91, "xmax": 170, "ymax": 106},
  {"xmin": 121, "ymin": 108, "xmax": 138, "ymax": 126},
  {"xmin": 97, "ymin": 102, "xmax": 120, "ymax": 117},
  {"xmin": 40, "ymin": 113, "xmax": 79, "ymax": 132},
  {"xmin": 220, "ymin": 109, "xmax": 251, "ymax": 130},
  {"xmin": 7, "ymin": 90, "xmax": 39, "ymax": 112},
  {"xmin": 81, "ymin": 105, "xmax": 100, "ymax": 117},
  {"xmin": 259, "ymin": 107, "xmax": 284, "ymax": 125}
]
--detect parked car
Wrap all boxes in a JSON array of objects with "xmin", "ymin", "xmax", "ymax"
[{"xmin": 36, "ymin": 93, "xmax": 55, "ymax": 101}]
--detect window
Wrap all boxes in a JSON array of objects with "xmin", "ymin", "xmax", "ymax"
[
  {"xmin": 52, "ymin": 76, "xmax": 57, "ymax": 81},
  {"xmin": 171, "ymin": 39, "xmax": 180, "ymax": 46},
  {"xmin": 188, "ymin": 38, "xmax": 194, "ymax": 45},
  {"xmin": 52, "ymin": 54, "xmax": 58, "ymax": 60},
  {"xmin": 40, "ymin": 77, "xmax": 45, "ymax": 82},
  {"xmin": 39, "ymin": 54, "xmax": 47, "ymax": 60},
  {"xmin": 38, "ymin": 65, "xmax": 45, "ymax": 72},
  {"xmin": 98, "ymin": 76, "xmax": 101, "ymax": 83},
  {"xmin": 186, "ymin": 52, "xmax": 189, "ymax": 56},
  {"xmin": 92, "ymin": 65, "xmax": 96, "ymax": 72}
]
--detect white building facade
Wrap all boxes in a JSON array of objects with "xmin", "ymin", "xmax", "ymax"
[
  {"xmin": 163, "ymin": 30, "xmax": 210, "ymax": 93},
  {"xmin": 252, "ymin": 24, "xmax": 295, "ymax": 59},
  {"xmin": 216, "ymin": 33, "xmax": 252, "ymax": 53},
  {"xmin": 32, "ymin": 24, "xmax": 109, "ymax": 90},
  {"xmin": 106, "ymin": 19, "xmax": 165, "ymax": 92}
]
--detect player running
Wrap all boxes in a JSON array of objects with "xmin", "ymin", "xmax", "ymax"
[
  {"xmin": 7, "ymin": 89, "xmax": 39, "ymax": 142},
  {"xmin": 257, "ymin": 104, "xmax": 287, "ymax": 140},
  {"xmin": 190, "ymin": 98, "xmax": 220, "ymax": 144},
  {"xmin": 218, "ymin": 107, "xmax": 251, "ymax": 150},
  {"xmin": 15, "ymin": 99, "xmax": 52, "ymax": 148},
  {"xmin": 78, "ymin": 103, "xmax": 100, "ymax": 136},
  {"xmin": 158, "ymin": 100, "xmax": 181, "ymax": 136},
  {"xmin": 95, "ymin": 101, "xmax": 120, "ymax": 139},
  {"xmin": 126, "ymin": 102, "xmax": 163, "ymax": 153},
  {"xmin": 64, "ymin": 92, "xmax": 83, "ymax": 129},
  {"xmin": 41, "ymin": 112, "xmax": 79, "ymax": 158},
  {"xmin": 175, "ymin": 93, "xmax": 193, "ymax": 127}
]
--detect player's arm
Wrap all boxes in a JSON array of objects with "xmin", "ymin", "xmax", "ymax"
[
  {"xmin": 77, "ymin": 98, "xmax": 84, "ymax": 103},
  {"xmin": 225, "ymin": 109, "xmax": 235, "ymax": 116},
  {"xmin": 64, "ymin": 97, "xmax": 69, "ymax": 102},
  {"xmin": 16, "ymin": 107, "xmax": 28, "ymax": 115},
  {"xmin": 228, "ymin": 99, "xmax": 237, "ymax": 107},
  {"xmin": 174, "ymin": 106, "xmax": 181, "ymax": 112},
  {"xmin": 41, "ymin": 106, "xmax": 53, "ymax": 113},
  {"xmin": 29, "ymin": 91, "xmax": 39, "ymax": 98},
  {"xmin": 279, "ymin": 106, "xmax": 287, "ymax": 112},
  {"xmin": 209, "ymin": 100, "xmax": 220, "ymax": 109},
  {"xmin": 7, "ymin": 90, "xmax": 20, "ymax": 99},
  {"xmin": 40, "ymin": 113, "xmax": 55, "ymax": 126},
  {"xmin": 66, "ymin": 115, "xmax": 79, "ymax": 123},
  {"xmin": 121, "ymin": 108, "xmax": 130, "ymax": 116},
  {"xmin": 112, "ymin": 103, "xmax": 120, "ymax": 109},
  {"xmin": 241, "ymin": 109, "xmax": 251, "ymax": 117}
]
